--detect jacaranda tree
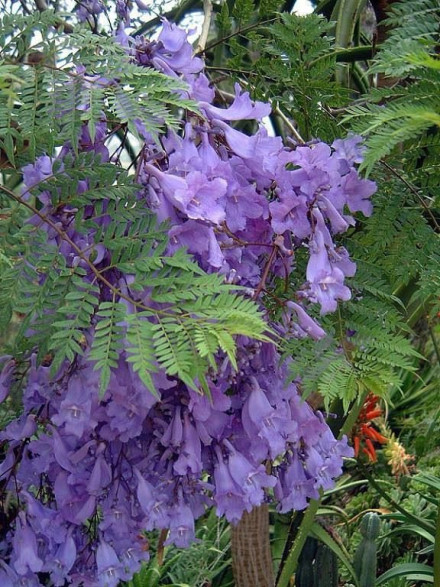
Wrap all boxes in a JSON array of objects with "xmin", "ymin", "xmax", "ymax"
[{"xmin": 1, "ymin": 0, "xmax": 437, "ymax": 586}]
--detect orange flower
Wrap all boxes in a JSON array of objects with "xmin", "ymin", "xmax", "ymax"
[{"xmin": 352, "ymin": 393, "xmax": 388, "ymax": 462}]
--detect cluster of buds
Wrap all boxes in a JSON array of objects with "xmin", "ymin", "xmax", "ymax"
[{"xmin": 384, "ymin": 434, "xmax": 415, "ymax": 478}]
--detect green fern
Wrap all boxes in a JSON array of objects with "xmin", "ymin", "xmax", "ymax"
[
  {"xmin": 257, "ymin": 13, "xmax": 349, "ymax": 141},
  {"xmin": 49, "ymin": 281, "xmax": 100, "ymax": 374},
  {"xmin": 125, "ymin": 312, "xmax": 159, "ymax": 395},
  {"xmin": 0, "ymin": 11, "xmax": 197, "ymax": 169},
  {"xmin": 89, "ymin": 300, "xmax": 126, "ymax": 396},
  {"xmin": 343, "ymin": 0, "xmax": 440, "ymax": 175},
  {"xmin": 1, "ymin": 147, "xmax": 270, "ymax": 399}
]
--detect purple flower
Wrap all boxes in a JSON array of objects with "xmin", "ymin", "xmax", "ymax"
[
  {"xmin": 329, "ymin": 246, "xmax": 356, "ymax": 278},
  {"xmin": 332, "ymin": 134, "xmax": 366, "ymax": 164},
  {"xmin": 136, "ymin": 20, "xmax": 203, "ymax": 77},
  {"xmin": 168, "ymin": 221, "xmax": 224, "ymax": 268},
  {"xmin": 135, "ymin": 468, "xmax": 155, "ymax": 515},
  {"xmin": 22, "ymin": 155, "xmax": 53, "ymax": 190},
  {"xmin": 87, "ymin": 454, "xmax": 112, "ymax": 496},
  {"xmin": 46, "ymin": 534, "xmax": 77, "ymax": 586},
  {"xmin": 54, "ymin": 472, "xmax": 96, "ymax": 524},
  {"xmin": 242, "ymin": 379, "xmax": 293, "ymax": 458},
  {"xmin": 165, "ymin": 502, "xmax": 195, "ymax": 548},
  {"xmin": 277, "ymin": 452, "xmax": 318, "ymax": 513},
  {"xmin": 161, "ymin": 405, "xmax": 183, "ymax": 447},
  {"xmin": 145, "ymin": 164, "xmax": 227, "ymax": 225},
  {"xmin": 289, "ymin": 142, "xmax": 339, "ymax": 174},
  {"xmin": 76, "ymin": 0, "xmax": 104, "ymax": 22},
  {"xmin": 0, "ymin": 563, "xmax": 20, "ymax": 587},
  {"xmin": 225, "ymin": 440, "xmax": 276, "ymax": 507},
  {"xmin": 116, "ymin": 0, "xmax": 130, "ymax": 24},
  {"xmin": 173, "ymin": 412, "xmax": 203, "ymax": 475},
  {"xmin": 201, "ymin": 83, "xmax": 271, "ymax": 121},
  {"xmin": 178, "ymin": 172, "xmax": 227, "ymax": 225},
  {"xmin": 341, "ymin": 169, "xmax": 376, "ymax": 217},
  {"xmin": 286, "ymin": 301, "xmax": 326, "ymax": 340},
  {"xmin": 52, "ymin": 372, "xmax": 97, "ymax": 438},
  {"xmin": 225, "ymin": 184, "xmax": 268, "ymax": 232},
  {"xmin": 270, "ymin": 193, "xmax": 311, "ymax": 238},
  {"xmin": 118, "ymin": 539, "xmax": 149, "ymax": 579},
  {"xmin": 96, "ymin": 540, "xmax": 124, "ymax": 587},
  {"xmin": 306, "ymin": 229, "xmax": 351, "ymax": 314},
  {"xmin": 213, "ymin": 448, "xmax": 249, "ymax": 523},
  {"xmin": 157, "ymin": 20, "xmax": 204, "ymax": 74},
  {"xmin": 12, "ymin": 513, "xmax": 43, "ymax": 576},
  {"xmin": 216, "ymin": 122, "xmax": 282, "ymax": 174},
  {"xmin": 24, "ymin": 492, "xmax": 66, "ymax": 544},
  {"xmin": 318, "ymin": 195, "xmax": 350, "ymax": 233},
  {"xmin": 0, "ymin": 413, "xmax": 36, "ymax": 441}
]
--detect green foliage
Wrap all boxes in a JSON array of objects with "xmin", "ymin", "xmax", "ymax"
[
  {"xmin": 381, "ymin": 0, "xmax": 439, "ymax": 48},
  {"xmin": 295, "ymin": 536, "xmax": 339, "ymax": 587},
  {"xmin": 285, "ymin": 292, "xmax": 420, "ymax": 412},
  {"xmin": 232, "ymin": 0, "xmax": 255, "ymax": 26},
  {"xmin": 353, "ymin": 512, "xmax": 380, "ymax": 587},
  {"xmin": 373, "ymin": 474, "xmax": 438, "ymax": 585},
  {"xmin": 125, "ymin": 510, "xmax": 232, "ymax": 587},
  {"xmin": 343, "ymin": 0, "xmax": 440, "ymax": 177},
  {"xmin": 208, "ymin": 11, "xmax": 349, "ymax": 141},
  {"xmin": 89, "ymin": 299, "xmax": 126, "ymax": 396},
  {"xmin": 0, "ymin": 152, "xmax": 269, "ymax": 399},
  {"xmin": 0, "ymin": 10, "xmax": 196, "ymax": 168}
]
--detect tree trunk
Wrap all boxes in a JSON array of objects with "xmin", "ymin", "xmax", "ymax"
[
  {"xmin": 370, "ymin": 0, "xmax": 402, "ymax": 87},
  {"xmin": 370, "ymin": 0, "xmax": 400, "ymax": 44},
  {"xmin": 231, "ymin": 504, "xmax": 275, "ymax": 587}
]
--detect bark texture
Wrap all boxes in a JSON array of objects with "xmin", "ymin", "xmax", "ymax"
[
  {"xmin": 231, "ymin": 504, "xmax": 275, "ymax": 587},
  {"xmin": 370, "ymin": 0, "xmax": 402, "ymax": 87},
  {"xmin": 370, "ymin": 0, "xmax": 400, "ymax": 45}
]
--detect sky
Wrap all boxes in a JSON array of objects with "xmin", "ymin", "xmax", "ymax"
[{"xmin": 294, "ymin": 0, "xmax": 314, "ymax": 15}]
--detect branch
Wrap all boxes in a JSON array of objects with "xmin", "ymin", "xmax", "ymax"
[
  {"xmin": 273, "ymin": 105, "xmax": 305, "ymax": 145},
  {"xmin": 381, "ymin": 161, "xmax": 440, "ymax": 232},
  {"xmin": 195, "ymin": 0, "xmax": 213, "ymax": 54},
  {"xmin": 253, "ymin": 246, "xmax": 277, "ymax": 300},
  {"xmin": 196, "ymin": 17, "xmax": 277, "ymax": 56},
  {"xmin": 0, "ymin": 184, "xmax": 179, "ymax": 319},
  {"xmin": 133, "ymin": 0, "xmax": 202, "ymax": 37},
  {"xmin": 34, "ymin": 0, "xmax": 74, "ymax": 33}
]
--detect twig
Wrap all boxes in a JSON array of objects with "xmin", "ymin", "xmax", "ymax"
[
  {"xmin": 381, "ymin": 161, "xmax": 440, "ymax": 232},
  {"xmin": 195, "ymin": 0, "xmax": 213, "ymax": 54},
  {"xmin": 0, "ymin": 185, "xmax": 185, "ymax": 320},
  {"xmin": 196, "ymin": 17, "xmax": 277, "ymax": 56},
  {"xmin": 253, "ymin": 246, "xmax": 277, "ymax": 300},
  {"xmin": 133, "ymin": 0, "xmax": 200, "ymax": 37},
  {"xmin": 273, "ymin": 105, "xmax": 305, "ymax": 144},
  {"xmin": 157, "ymin": 528, "xmax": 169, "ymax": 566},
  {"xmin": 34, "ymin": 0, "xmax": 74, "ymax": 33}
]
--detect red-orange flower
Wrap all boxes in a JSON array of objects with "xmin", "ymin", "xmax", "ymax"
[{"xmin": 352, "ymin": 394, "xmax": 388, "ymax": 462}]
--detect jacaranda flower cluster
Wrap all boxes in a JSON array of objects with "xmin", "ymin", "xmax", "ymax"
[{"xmin": 0, "ymin": 17, "xmax": 375, "ymax": 587}]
